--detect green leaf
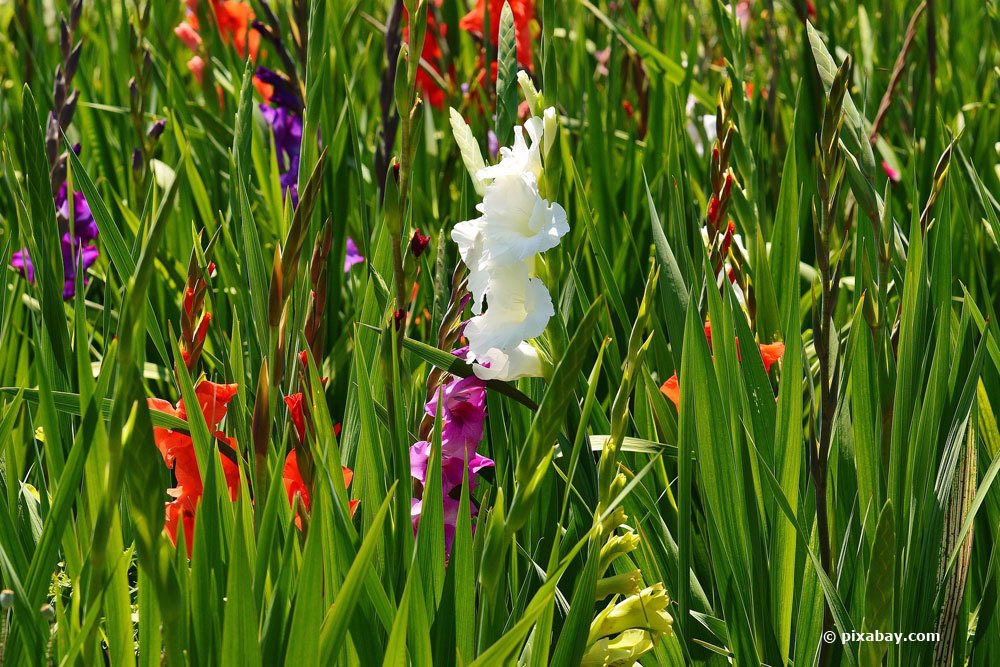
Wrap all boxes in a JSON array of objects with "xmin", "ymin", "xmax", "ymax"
[{"xmin": 318, "ymin": 484, "xmax": 397, "ymax": 663}]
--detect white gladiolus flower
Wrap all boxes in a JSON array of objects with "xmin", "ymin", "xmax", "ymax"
[
  {"xmin": 464, "ymin": 264, "xmax": 553, "ymax": 358},
  {"xmin": 470, "ymin": 342, "xmax": 542, "ymax": 381},
  {"xmin": 450, "ymin": 104, "xmax": 566, "ymax": 381}
]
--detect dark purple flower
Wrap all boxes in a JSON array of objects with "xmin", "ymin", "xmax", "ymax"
[
  {"xmin": 344, "ymin": 236, "xmax": 364, "ymax": 272},
  {"xmin": 60, "ymin": 234, "xmax": 100, "ymax": 298},
  {"xmin": 255, "ymin": 67, "xmax": 302, "ymax": 112},
  {"xmin": 11, "ymin": 186, "xmax": 100, "ymax": 299},
  {"xmin": 11, "ymin": 234, "xmax": 99, "ymax": 299},
  {"xmin": 409, "ymin": 228, "xmax": 431, "ymax": 257},
  {"xmin": 259, "ymin": 103, "xmax": 303, "ymax": 205},
  {"xmin": 55, "ymin": 184, "xmax": 98, "ymax": 242}
]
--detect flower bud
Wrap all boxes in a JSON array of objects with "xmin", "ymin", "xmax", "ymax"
[
  {"xmin": 600, "ymin": 530, "xmax": 640, "ymax": 572},
  {"xmin": 66, "ymin": 43, "xmax": 82, "ymax": 83},
  {"xmin": 599, "ymin": 506, "xmax": 627, "ymax": 535},
  {"xmin": 517, "ymin": 71, "xmax": 541, "ymax": 116},
  {"xmin": 542, "ymin": 106, "xmax": 557, "ymax": 159},
  {"xmin": 268, "ymin": 245, "xmax": 283, "ymax": 328},
  {"xmin": 409, "ymin": 228, "xmax": 430, "ymax": 257},
  {"xmin": 251, "ymin": 360, "xmax": 270, "ymax": 460},
  {"xmin": 40, "ymin": 603, "xmax": 56, "ymax": 622},
  {"xmin": 595, "ymin": 570, "xmax": 642, "ymax": 600},
  {"xmin": 194, "ymin": 313, "xmax": 211, "ymax": 347},
  {"xmin": 707, "ymin": 194, "xmax": 719, "ymax": 225},
  {"xmin": 0, "ymin": 589, "xmax": 13, "ymax": 608},
  {"xmin": 383, "ymin": 158, "xmax": 402, "ymax": 237},
  {"xmin": 60, "ymin": 19, "xmax": 71, "ymax": 60},
  {"xmin": 147, "ymin": 119, "xmax": 167, "ymax": 141},
  {"xmin": 70, "ymin": 0, "xmax": 82, "ymax": 30}
]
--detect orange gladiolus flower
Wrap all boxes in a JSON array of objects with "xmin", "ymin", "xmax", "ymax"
[{"xmin": 660, "ymin": 374, "xmax": 680, "ymax": 409}]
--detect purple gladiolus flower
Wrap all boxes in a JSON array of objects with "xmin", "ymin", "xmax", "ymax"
[
  {"xmin": 409, "ymin": 440, "xmax": 494, "ymax": 493},
  {"xmin": 411, "ymin": 496, "xmax": 470, "ymax": 554},
  {"xmin": 259, "ymin": 103, "xmax": 303, "ymax": 206},
  {"xmin": 10, "ymin": 186, "xmax": 100, "ymax": 299},
  {"xmin": 425, "ymin": 374, "xmax": 487, "ymax": 459},
  {"xmin": 487, "ymin": 130, "xmax": 499, "ymax": 159},
  {"xmin": 56, "ymin": 183, "xmax": 98, "ymax": 242},
  {"xmin": 255, "ymin": 66, "xmax": 302, "ymax": 112},
  {"xmin": 344, "ymin": 237, "xmax": 364, "ymax": 272},
  {"xmin": 409, "ymin": 361, "xmax": 492, "ymax": 557}
]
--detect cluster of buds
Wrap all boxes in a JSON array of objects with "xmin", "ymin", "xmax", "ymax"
[
  {"xmin": 45, "ymin": 0, "xmax": 84, "ymax": 194},
  {"xmin": 703, "ymin": 80, "xmax": 754, "ymax": 319},
  {"xmin": 273, "ymin": 219, "xmax": 341, "ymax": 520},
  {"xmin": 180, "ymin": 253, "xmax": 215, "ymax": 373},
  {"xmin": 582, "ymin": 583, "xmax": 674, "ymax": 666},
  {"xmin": 813, "ymin": 56, "xmax": 852, "ymax": 315},
  {"xmin": 251, "ymin": 150, "xmax": 327, "ymax": 475},
  {"xmin": 127, "ymin": 2, "xmax": 165, "ymax": 175},
  {"xmin": 705, "ymin": 80, "xmax": 737, "ymax": 243}
]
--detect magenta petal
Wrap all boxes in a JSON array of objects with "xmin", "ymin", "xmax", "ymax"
[
  {"xmin": 409, "ymin": 441, "xmax": 431, "ymax": 484},
  {"xmin": 344, "ymin": 237, "xmax": 364, "ymax": 272}
]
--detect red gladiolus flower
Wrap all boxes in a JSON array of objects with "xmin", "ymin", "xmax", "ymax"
[
  {"xmin": 404, "ymin": 2, "xmax": 451, "ymax": 109},
  {"xmin": 282, "ymin": 450, "xmax": 357, "ymax": 528},
  {"xmin": 284, "ymin": 392, "xmax": 306, "ymax": 444},
  {"xmin": 149, "ymin": 379, "xmax": 241, "ymax": 552},
  {"xmin": 758, "ymin": 342, "xmax": 786, "ymax": 373},
  {"xmin": 459, "ymin": 0, "xmax": 534, "ymax": 70},
  {"xmin": 660, "ymin": 324, "xmax": 785, "ymax": 410}
]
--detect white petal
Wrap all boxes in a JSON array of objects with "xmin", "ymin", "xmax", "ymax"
[
  {"xmin": 465, "ymin": 266, "xmax": 554, "ymax": 358},
  {"xmin": 477, "ymin": 124, "xmax": 543, "ymax": 183},
  {"xmin": 451, "ymin": 216, "xmax": 484, "ymax": 265},
  {"xmin": 472, "ymin": 342, "xmax": 543, "ymax": 381},
  {"xmin": 476, "ymin": 174, "xmax": 569, "ymax": 264}
]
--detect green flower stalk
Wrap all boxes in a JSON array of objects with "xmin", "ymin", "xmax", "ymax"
[
  {"xmin": 811, "ymin": 54, "xmax": 852, "ymax": 661},
  {"xmin": 597, "ymin": 265, "xmax": 657, "ymax": 513}
]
